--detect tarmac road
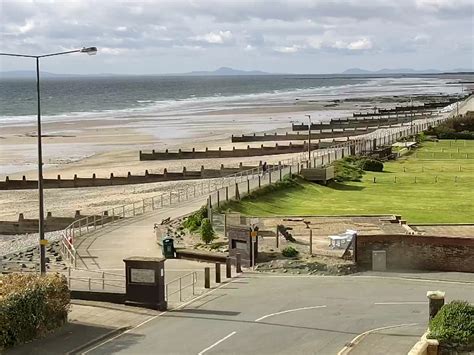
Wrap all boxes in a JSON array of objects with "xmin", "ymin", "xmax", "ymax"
[{"xmin": 83, "ymin": 273, "xmax": 474, "ymax": 355}]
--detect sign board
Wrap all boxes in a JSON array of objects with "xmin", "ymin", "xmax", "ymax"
[
  {"xmin": 39, "ymin": 239, "xmax": 49, "ymax": 246},
  {"xmin": 130, "ymin": 268, "xmax": 155, "ymax": 284},
  {"xmin": 250, "ymin": 231, "xmax": 258, "ymax": 238}
]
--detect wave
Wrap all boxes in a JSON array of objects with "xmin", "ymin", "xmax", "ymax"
[{"xmin": 0, "ymin": 77, "xmax": 460, "ymax": 125}]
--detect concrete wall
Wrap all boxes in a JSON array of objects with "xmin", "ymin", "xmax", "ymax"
[
  {"xmin": 0, "ymin": 163, "xmax": 270, "ymax": 191},
  {"xmin": 139, "ymin": 143, "xmax": 319, "ymax": 161},
  {"xmin": 355, "ymin": 234, "xmax": 474, "ymax": 272}
]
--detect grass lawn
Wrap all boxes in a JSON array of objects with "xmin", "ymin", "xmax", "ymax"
[{"xmin": 225, "ymin": 140, "xmax": 474, "ymax": 223}]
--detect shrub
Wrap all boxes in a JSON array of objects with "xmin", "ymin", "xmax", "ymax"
[
  {"xmin": 360, "ymin": 159, "xmax": 384, "ymax": 172},
  {"xmin": 332, "ymin": 156, "xmax": 363, "ymax": 182},
  {"xmin": 281, "ymin": 246, "xmax": 299, "ymax": 258},
  {"xmin": 0, "ymin": 273, "xmax": 70, "ymax": 349},
  {"xmin": 428, "ymin": 301, "xmax": 474, "ymax": 347},
  {"xmin": 200, "ymin": 218, "xmax": 216, "ymax": 244},
  {"xmin": 183, "ymin": 205, "xmax": 207, "ymax": 232}
]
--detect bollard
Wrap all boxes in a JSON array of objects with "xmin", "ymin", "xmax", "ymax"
[
  {"xmin": 427, "ymin": 291, "xmax": 445, "ymax": 320},
  {"xmin": 276, "ymin": 228, "xmax": 279, "ymax": 248},
  {"xmin": 236, "ymin": 253, "xmax": 242, "ymax": 273},
  {"xmin": 204, "ymin": 267, "xmax": 210, "ymax": 288},
  {"xmin": 215, "ymin": 262, "xmax": 221, "ymax": 283},
  {"xmin": 226, "ymin": 257, "xmax": 232, "ymax": 278}
]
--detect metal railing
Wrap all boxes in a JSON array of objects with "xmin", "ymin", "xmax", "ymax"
[
  {"xmin": 66, "ymin": 267, "xmax": 125, "ymax": 291},
  {"xmin": 59, "ymin": 110, "xmax": 453, "ymax": 265},
  {"xmin": 165, "ymin": 271, "xmax": 198, "ymax": 302}
]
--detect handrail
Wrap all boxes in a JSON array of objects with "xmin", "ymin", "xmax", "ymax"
[
  {"xmin": 165, "ymin": 271, "xmax": 198, "ymax": 302},
  {"xmin": 58, "ymin": 107, "xmax": 454, "ymax": 266}
]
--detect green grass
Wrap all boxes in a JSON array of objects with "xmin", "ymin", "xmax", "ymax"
[{"xmin": 225, "ymin": 140, "xmax": 474, "ymax": 223}]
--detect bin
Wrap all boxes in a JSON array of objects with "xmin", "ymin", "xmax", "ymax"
[{"xmin": 162, "ymin": 237, "xmax": 175, "ymax": 258}]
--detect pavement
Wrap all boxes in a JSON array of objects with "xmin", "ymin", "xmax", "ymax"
[{"xmin": 34, "ymin": 272, "xmax": 470, "ymax": 355}]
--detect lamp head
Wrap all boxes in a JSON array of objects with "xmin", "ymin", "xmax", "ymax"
[{"xmin": 80, "ymin": 47, "xmax": 98, "ymax": 55}]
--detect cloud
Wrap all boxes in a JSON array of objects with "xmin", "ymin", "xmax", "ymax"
[
  {"xmin": 194, "ymin": 30, "xmax": 233, "ymax": 44},
  {"xmin": 274, "ymin": 45, "xmax": 302, "ymax": 53},
  {"xmin": 0, "ymin": 0, "xmax": 471, "ymax": 73}
]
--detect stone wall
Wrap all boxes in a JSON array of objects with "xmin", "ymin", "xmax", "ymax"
[
  {"xmin": 355, "ymin": 234, "xmax": 474, "ymax": 272},
  {"xmin": 139, "ymin": 143, "xmax": 319, "ymax": 161}
]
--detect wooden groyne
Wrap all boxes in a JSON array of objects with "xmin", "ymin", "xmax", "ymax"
[
  {"xmin": 231, "ymin": 127, "xmax": 376, "ymax": 143},
  {"xmin": 291, "ymin": 116, "xmax": 415, "ymax": 131},
  {"xmin": 0, "ymin": 211, "xmax": 115, "ymax": 235},
  {"xmin": 0, "ymin": 163, "xmax": 279, "ymax": 190},
  {"xmin": 139, "ymin": 142, "xmax": 319, "ymax": 161}
]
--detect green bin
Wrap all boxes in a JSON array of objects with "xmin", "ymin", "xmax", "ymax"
[{"xmin": 162, "ymin": 237, "xmax": 175, "ymax": 258}]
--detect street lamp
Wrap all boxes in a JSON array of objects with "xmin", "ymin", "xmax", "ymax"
[
  {"xmin": 305, "ymin": 114, "xmax": 312, "ymax": 167},
  {"xmin": 0, "ymin": 47, "xmax": 97, "ymax": 274}
]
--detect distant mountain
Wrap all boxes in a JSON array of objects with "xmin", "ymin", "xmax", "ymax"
[
  {"xmin": 0, "ymin": 70, "xmax": 88, "ymax": 79},
  {"xmin": 342, "ymin": 67, "xmax": 473, "ymax": 75},
  {"xmin": 183, "ymin": 67, "xmax": 271, "ymax": 76}
]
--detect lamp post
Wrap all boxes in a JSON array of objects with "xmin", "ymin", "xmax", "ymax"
[
  {"xmin": 305, "ymin": 114, "xmax": 311, "ymax": 167},
  {"xmin": 0, "ymin": 47, "xmax": 97, "ymax": 274}
]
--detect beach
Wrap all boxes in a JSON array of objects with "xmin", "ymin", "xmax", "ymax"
[{"xmin": 0, "ymin": 75, "xmax": 471, "ymax": 222}]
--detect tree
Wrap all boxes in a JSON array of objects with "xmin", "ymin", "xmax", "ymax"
[{"xmin": 200, "ymin": 218, "xmax": 216, "ymax": 244}]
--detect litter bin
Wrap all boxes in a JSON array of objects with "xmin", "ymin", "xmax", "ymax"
[{"xmin": 162, "ymin": 237, "xmax": 175, "ymax": 258}]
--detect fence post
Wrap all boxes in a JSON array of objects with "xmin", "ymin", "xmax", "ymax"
[
  {"xmin": 276, "ymin": 227, "xmax": 279, "ymax": 248},
  {"xmin": 93, "ymin": 215, "xmax": 97, "ymax": 231},
  {"xmin": 226, "ymin": 186, "xmax": 229, "ymax": 201},
  {"xmin": 226, "ymin": 257, "xmax": 232, "ymax": 278},
  {"xmin": 247, "ymin": 178, "xmax": 250, "ymax": 194},
  {"xmin": 204, "ymin": 267, "xmax": 210, "ymax": 288},
  {"xmin": 309, "ymin": 229, "xmax": 313, "ymax": 256},
  {"xmin": 102, "ymin": 272, "xmax": 105, "ymax": 290},
  {"xmin": 215, "ymin": 263, "xmax": 221, "ymax": 283}
]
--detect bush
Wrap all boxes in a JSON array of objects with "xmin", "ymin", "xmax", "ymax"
[
  {"xmin": 360, "ymin": 159, "xmax": 384, "ymax": 172},
  {"xmin": 183, "ymin": 205, "xmax": 207, "ymax": 232},
  {"xmin": 428, "ymin": 301, "xmax": 474, "ymax": 347},
  {"xmin": 200, "ymin": 218, "xmax": 216, "ymax": 244},
  {"xmin": 281, "ymin": 246, "xmax": 299, "ymax": 258},
  {"xmin": 332, "ymin": 156, "xmax": 363, "ymax": 182},
  {"xmin": 0, "ymin": 273, "xmax": 70, "ymax": 349}
]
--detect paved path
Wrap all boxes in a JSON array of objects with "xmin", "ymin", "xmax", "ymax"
[{"xmin": 81, "ymin": 273, "xmax": 474, "ymax": 355}]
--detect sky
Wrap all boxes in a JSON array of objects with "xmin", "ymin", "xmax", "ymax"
[{"xmin": 0, "ymin": 0, "xmax": 473, "ymax": 75}]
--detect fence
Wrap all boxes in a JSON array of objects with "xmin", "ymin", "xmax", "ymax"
[{"xmin": 60, "ymin": 112, "xmax": 451, "ymax": 266}]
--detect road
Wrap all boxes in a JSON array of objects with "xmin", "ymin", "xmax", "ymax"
[{"xmin": 83, "ymin": 273, "xmax": 474, "ymax": 355}]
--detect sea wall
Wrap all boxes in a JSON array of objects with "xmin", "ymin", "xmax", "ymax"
[
  {"xmin": 355, "ymin": 234, "xmax": 474, "ymax": 272},
  {"xmin": 139, "ymin": 142, "xmax": 319, "ymax": 160}
]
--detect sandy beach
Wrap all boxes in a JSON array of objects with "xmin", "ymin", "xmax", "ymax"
[{"xmin": 1, "ymin": 76, "xmax": 472, "ymax": 222}]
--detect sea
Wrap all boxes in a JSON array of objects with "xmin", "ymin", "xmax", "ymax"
[{"xmin": 0, "ymin": 74, "xmax": 463, "ymax": 125}]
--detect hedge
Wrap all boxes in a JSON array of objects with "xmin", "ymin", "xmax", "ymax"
[
  {"xmin": 0, "ymin": 273, "xmax": 70, "ymax": 349},
  {"xmin": 428, "ymin": 300, "xmax": 474, "ymax": 349}
]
